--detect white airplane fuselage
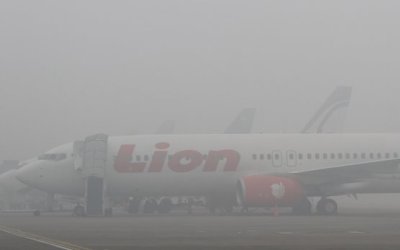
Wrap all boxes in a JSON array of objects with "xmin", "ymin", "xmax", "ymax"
[{"xmin": 17, "ymin": 134, "xmax": 400, "ymax": 199}]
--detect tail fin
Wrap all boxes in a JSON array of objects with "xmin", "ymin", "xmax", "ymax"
[
  {"xmin": 225, "ymin": 108, "xmax": 256, "ymax": 134},
  {"xmin": 301, "ymin": 86, "xmax": 352, "ymax": 133},
  {"xmin": 155, "ymin": 120, "xmax": 175, "ymax": 134}
]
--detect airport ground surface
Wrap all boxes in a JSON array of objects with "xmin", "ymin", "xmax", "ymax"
[{"xmin": 2, "ymin": 195, "xmax": 400, "ymax": 250}]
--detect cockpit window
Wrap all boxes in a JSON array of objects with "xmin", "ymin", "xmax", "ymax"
[{"xmin": 38, "ymin": 153, "xmax": 67, "ymax": 161}]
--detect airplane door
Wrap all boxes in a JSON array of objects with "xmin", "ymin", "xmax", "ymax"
[
  {"xmin": 80, "ymin": 134, "xmax": 108, "ymax": 216},
  {"xmin": 272, "ymin": 151, "xmax": 282, "ymax": 167},
  {"xmin": 287, "ymin": 150, "xmax": 297, "ymax": 167}
]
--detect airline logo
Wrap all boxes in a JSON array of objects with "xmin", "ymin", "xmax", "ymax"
[
  {"xmin": 114, "ymin": 142, "xmax": 240, "ymax": 173},
  {"xmin": 271, "ymin": 182, "xmax": 285, "ymax": 200}
]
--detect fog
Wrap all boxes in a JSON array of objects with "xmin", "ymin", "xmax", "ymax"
[
  {"xmin": 1, "ymin": 0, "xmax": 400, "ymax": 161},
  {"xmin": 3, "ymin": 2, "xmax": 400, "ymax": 249}
]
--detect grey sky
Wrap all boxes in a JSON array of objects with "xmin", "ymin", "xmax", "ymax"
[{"xmin": 1, "ymin": 0, "xmax": 400, "ymax": 160}]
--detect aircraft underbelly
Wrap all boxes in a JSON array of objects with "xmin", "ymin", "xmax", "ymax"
[{"xmin": 107, "ymin": 172, "xmax": 239, "ymax": 197}]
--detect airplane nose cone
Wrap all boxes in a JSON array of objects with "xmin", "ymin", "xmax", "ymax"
[{"xmin": 16, "ymin": 164, "xmax": 43, "ymax": 188}]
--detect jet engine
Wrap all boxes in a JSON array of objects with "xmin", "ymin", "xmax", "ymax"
[{"xmin": 237, "ymin": 175, "xmax": 305, "ymax": 207}]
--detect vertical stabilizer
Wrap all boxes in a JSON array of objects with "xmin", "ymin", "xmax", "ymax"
[
  {"xmin": 225, "ymin": 108, "xmax": 256, "ymax": 134},
  {"xmin": 301, "ymin": 86, "xmax": 352, "ymax": 133},
  {"xmin": 155, "ymin": 120, "xmax": 176, "ymax": 134}
]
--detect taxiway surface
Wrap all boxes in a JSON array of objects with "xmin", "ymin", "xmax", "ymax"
[
  {"xmin": 2, "ymin": 208, "xmax": 400, "ymax": 250},
  {"xmin": 3, "ymin": 195, "xmax": 400, "ymax": 250}
]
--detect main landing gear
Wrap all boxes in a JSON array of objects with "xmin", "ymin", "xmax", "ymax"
[
  {"xmin": 292, "ymin": 198, "xmax": 312, "ymax": 215},
  {"xmin": 316, "ymin": 198, "xmax": 338, "ymax": 216},
  {"xmin": 291, "ymin": 197, "xmax": 338, "ymax": 216}
]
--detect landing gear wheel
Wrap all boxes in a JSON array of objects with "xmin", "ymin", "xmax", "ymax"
[
  {"xmin": 157, "ymin": 198, "xmax": 173, "ymax": 214},
  {"xmin": 143, "ymin": 199, "xmax": 158, "ymax": 214},
  {"xmin": 104, "ymin": 208, "xmax": 113, "ymax": 217},
  {"xmin": 316, "ymin": 198, "xmax": 338, "ymax": 216},
  {"xmin": 206, "ymin": 198, "xmax": 217, "ymax": 215},
  {"xmin": 73, "ymin": 205, "xmax": 85, "ymax": 217},
  {"xmin": 224, "ymin": 205, "xmax": 234, "ymax": 215},
  {"xmin": 128, "ymin": 197, "xmax": 141, "ymax": 214},
  {"xmin": 292, "ymin": 198, "xmax": 312, "ymax": 215}
]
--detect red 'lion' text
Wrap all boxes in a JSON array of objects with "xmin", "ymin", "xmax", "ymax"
[{"xmin": 114, "ymin": 143, "xmax": 240, "ymax": 173}]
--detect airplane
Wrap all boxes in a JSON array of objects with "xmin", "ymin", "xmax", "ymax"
[
  {"xmin": 11, "ymin": 87, "xmax": 356, "ymax": 216},
  {"xmin": 16, "ymin": 133, "xmax": 400, "ymax": 217}
]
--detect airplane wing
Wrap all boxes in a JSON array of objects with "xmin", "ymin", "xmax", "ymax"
[
  {"xmin": 301, "ymin": 86, "xmax": 352, "ymax": 134},
  {"xmin": 224, "ymin": 108, "xmax": 256, "ymax": 134},
  {"xmin": 288, "ymin": 159, "xmax": 400, "ymax": 187}
]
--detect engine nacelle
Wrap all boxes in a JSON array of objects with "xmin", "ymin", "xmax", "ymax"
[{"xmin": 237, "ymin": 175, "xmax": 305, "ymax": 207}]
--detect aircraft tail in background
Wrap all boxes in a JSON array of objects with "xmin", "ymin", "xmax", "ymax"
[
  {"xmin": 155, "ymin": 120, "xmax": 176, "ymax": 134},
  {"xmin": 224, "ymin": 108, "xmax": 256, "ymax": 134},
  {"xmin": 301, "ymin": 86, "xmax": 352, "ymax": 133}
]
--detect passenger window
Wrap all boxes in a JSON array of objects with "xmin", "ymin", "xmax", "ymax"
[
  {"xmin": 267, "ymin": 154, "xmax": 272, "ymax": 160},
  {"xmin": 338, "ymin": 153, "xmax": 343, "ymax": 159},
  {"xmin": 260, "ymin": 154, "xmax": 264, "ymax": 160},
  {"xmin": 287, "ymin": 151, "xmax": 297, "ymax": 167},
  {"xmin": 136, "ymin": 155, "xmax": 141, "ymax": 161},
  {"xmin": 307, "ymin": 153, "xmax": 312, "ymax": 160},
  {"xmin": 345, "ymin": 153, "xmax": 350, "ymax": 159},
  {"xmin": 377, "ymin": 153, "xmax": 382, "ymax": 159},
  {"xmin": 353, "ymin": 153, "xmax": 358, "ymax": 159},
  {"xmin": 330, "ymin": 153, "xmax": 336, "ymax": 159},
  {"xmin": 323, "ymin": 153, "xmax": 328, "ymax": 160},
  {"xmin": 298, "ymin": 153, "xmax": 303, "ymax": 160},
  {"xmin": 385, "ymin": 153, "xmax": 390, "ymax": 159},
  {"xmin": 144, "ymin": 155, "xmax": 149, "ymax": 161},
  {"xmin": 361, "ymin": 153, "xmax": 366, "ymax": 159},
  {"xmin": 394, "ymin": 153, "xmax": 399, "ymax": 158},
  {"xmin": 315, "ymin": 153, "xmax": 320, "ymax": 160},
  {"xmin": 369, "ymin": 153, "xmax": 374, "ymax": 159},
  {"xmin": 252, "ymin": 154, "xmax": 257, "ymax": 160}
]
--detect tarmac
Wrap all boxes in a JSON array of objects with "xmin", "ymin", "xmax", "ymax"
[{"xmin": 2, "ymin": 194, "xmax": 400, "ymax": 250}]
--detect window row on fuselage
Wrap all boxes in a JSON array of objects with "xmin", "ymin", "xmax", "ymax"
[{"xmin": 252, "ymin": 152, "xmax": 400, "ymax": 161}]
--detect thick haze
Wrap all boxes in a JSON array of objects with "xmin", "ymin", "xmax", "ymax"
[{"xmin": 1, "ymin": 0, "xmax": 400, "ymax": 160}]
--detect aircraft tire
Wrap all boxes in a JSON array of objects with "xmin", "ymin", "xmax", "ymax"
[
  {"xmin": 316, "ymin": 198, "xmax": 338, "ymax": 216},
  {"xmin": 292, "ymin": 198, "xmax": 312, "ymax": 215},
  {"xmin": 143, "ymin": 199, "xmax": 158, "ymax": 214},
  {"xmin": 158, "ymin": 198, "xmax": 173, "ymax": 214},
  {"xmin": 73, "ymin": 205, "xmax": 85, "ymax": 217}
]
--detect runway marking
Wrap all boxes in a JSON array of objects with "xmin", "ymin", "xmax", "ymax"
[
  {"xmin": 348, "ymin": 231, "xmax": 366, "ymax": 234},
  {"xmin": 278, "ymin": 232, "xmax": 294, "ymax": 235},
  {"xmin": 0, "ymin": 225, "xmax": 91, "ymax": 250}
]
